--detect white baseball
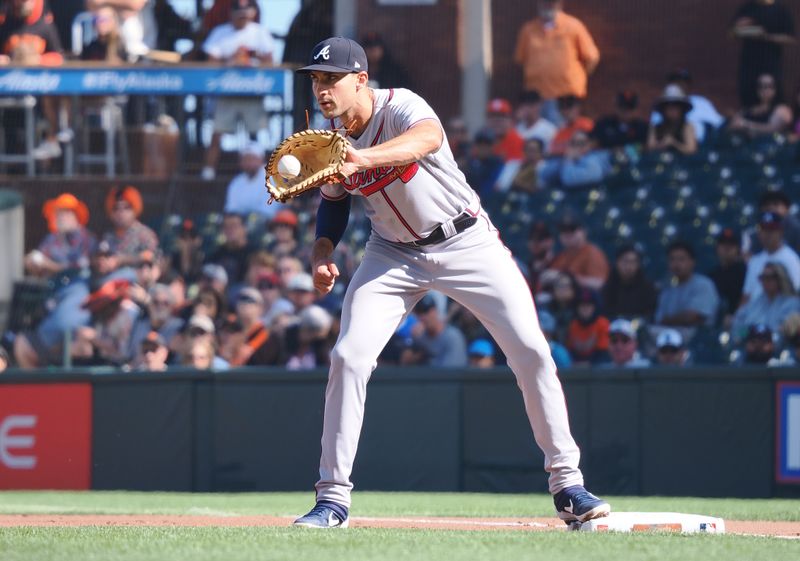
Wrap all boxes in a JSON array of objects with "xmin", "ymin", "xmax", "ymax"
[{"xmin": 277, "ymin": 155, "xmax": 302, "ymax": 178}]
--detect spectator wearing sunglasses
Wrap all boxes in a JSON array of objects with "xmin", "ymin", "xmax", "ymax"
[{"xmin": 731, "ymin": 261, "xmax": 800, "ymax": 341}]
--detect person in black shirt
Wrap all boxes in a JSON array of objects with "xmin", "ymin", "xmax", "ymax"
[
  {"xmin": 591, "ymin": 90, "xmax": 648, "ymax": 150},
  {"xmin": 48, "ymin": 0, "xmax": 85, "ymax": 54},
  {"xmin": 205, "ymin": 213, "xmax": 255, "ymax": 291},
  {"xmin": 731, "ymin": 0, "xmax": 796, "ymax": 107},
  {"xmin": 600, "ymin": 244, "xmax": 658, "ymax": 321},
  {"xmin": 709, "ymin": 228, "xmax": 747, "ymax": 326}
]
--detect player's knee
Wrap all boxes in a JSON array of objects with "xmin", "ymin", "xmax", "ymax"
[
  {"xmin": 509, "ymin": 342, "xmax": 554, "ymax": 372},
  {"xmin": 330, "ymin": 343, "xmax": 376, "ymax": 378}
]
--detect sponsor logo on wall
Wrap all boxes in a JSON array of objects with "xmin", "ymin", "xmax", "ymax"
[
  {"xmin": 0, "ymin": 384, "xmax": 92, "ymax": 489},
  {"xmin": 776, "ymin": 382, "xmax": 800, "ymax": 484}
]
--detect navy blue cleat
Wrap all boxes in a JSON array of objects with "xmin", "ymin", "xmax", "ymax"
[
  {"xmin": 294, "ymin": 501, "xmax": 350, "ymax": 528},
  {"xmin": 553, "ymin": 485, "xmax": 611, "ymax": 523}
]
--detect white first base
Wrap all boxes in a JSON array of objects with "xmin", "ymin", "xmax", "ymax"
[{"xmin": 570, "ymin": 512, "xmax": 725, "ymax": 534}]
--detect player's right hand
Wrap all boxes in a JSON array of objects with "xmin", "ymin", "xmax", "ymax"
[
  {"xmin": 337, "ymin": 145, "xmax": 369, "ymax": 181},
  {"xmin": 313, "ymin": 261, "xmax": 340, "ymax": 295}
]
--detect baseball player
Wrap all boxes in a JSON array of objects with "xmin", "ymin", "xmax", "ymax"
[{"xmin": 293, "ymin": 37, "xmax": 610, "ymax": 528}]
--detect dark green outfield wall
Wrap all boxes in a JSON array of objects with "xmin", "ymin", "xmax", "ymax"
[{"xmin": 1, "ymin": 367, "xmax": 798, "ymax": 497}]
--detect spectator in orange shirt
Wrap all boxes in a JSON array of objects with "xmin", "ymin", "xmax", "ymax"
[
  {"xmin": 543, "ymin": 211, "xmax": 610, "ymax": 291},
  {"xmin": 566, "ymin": 288, "xmax": 610, "ymax": 366},
  {"xmin": 514, "ymin": 0, "xmax": 600, "ymax": 124},
  {"xmin": 549, "ymin": 95, "xmax": 595, "ymax": 156}
]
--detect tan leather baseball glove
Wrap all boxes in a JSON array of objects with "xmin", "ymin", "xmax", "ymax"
[{"xmin": 265, "ymin": 129, "xmax": 350, "ymax": 203}]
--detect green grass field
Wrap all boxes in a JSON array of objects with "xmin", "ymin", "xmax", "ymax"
[{"xmin": 1, "ymin": 492, "xmax": 798, "ymax": 561}]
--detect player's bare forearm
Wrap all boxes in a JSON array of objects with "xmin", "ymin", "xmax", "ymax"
[
  {"xmin": 312, "ymin": 237, "xmax": 339, "ymax": 295},
  {"xmin": 312, "ymin": 237, "xmax": 335, "ymax": 265},
  {"xmin": 354, "ymin": 120, "xmax": 442, "ymax": 169}
]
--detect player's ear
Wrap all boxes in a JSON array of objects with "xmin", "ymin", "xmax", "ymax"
[{"xmin": 355, "ymin": 71, "xmax": 369, "ymax": 91}]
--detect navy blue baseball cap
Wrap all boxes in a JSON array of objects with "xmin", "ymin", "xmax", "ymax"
[{"xmin": 297, "ymin": 37, "xmax": 368, "ymax": 74}]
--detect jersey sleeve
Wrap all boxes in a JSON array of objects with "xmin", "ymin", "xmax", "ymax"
[{"xmin": 385, "ymin": 89, "xmax": 441, "ymax": 135}]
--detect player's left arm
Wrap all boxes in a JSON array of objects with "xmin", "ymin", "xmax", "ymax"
[{"xmin": 340, "ymin": 120, "xmax": 443, "ymax": 177}]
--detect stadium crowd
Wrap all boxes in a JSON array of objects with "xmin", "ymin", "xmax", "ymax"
[{"xmin": 1, "ymin": 0, "xmax": 800, "ymax": 372}]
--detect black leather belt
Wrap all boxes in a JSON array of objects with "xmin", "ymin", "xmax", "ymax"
[{"xmin": 409, "ymin": 212, "xmax": 477, "ymax": 247}]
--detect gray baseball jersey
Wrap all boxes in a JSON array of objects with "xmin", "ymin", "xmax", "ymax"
[
  {"xmin": 314, "ymin": 88, "xmax": 584, "ymax": 508},
  {"xmin": 321, "ymin": 88, "xmax": 480, "ymax": 243}
]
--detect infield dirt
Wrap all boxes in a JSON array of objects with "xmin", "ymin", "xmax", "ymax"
[{"xmin": 0, "ymin": 515, "xmax": 798, "ymax": 537}]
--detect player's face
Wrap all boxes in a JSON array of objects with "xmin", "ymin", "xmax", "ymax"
[{"xmin": 310, "ymin": 71, "xmax": 358, "ymax": 118}]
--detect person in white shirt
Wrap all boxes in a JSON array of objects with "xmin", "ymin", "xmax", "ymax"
[
  {"xmin": 224, "ymin": 141, "xmax": 278, "ymax": 220},
  {"xmin": 742, "ymin": 212, "xmax": 800, "ymax": 305},
  {"xmin": 201, "ymin": 0, "xmax": 275, "ymax": 180},
  {"xmin": 515, "ymin": 90, "xmax": 557, "ymax": 150}
]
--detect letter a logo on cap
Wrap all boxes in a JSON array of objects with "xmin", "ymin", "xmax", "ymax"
[{"xmin": 314, "ymin": 45, "xmax": 331, "ymax": 61}]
